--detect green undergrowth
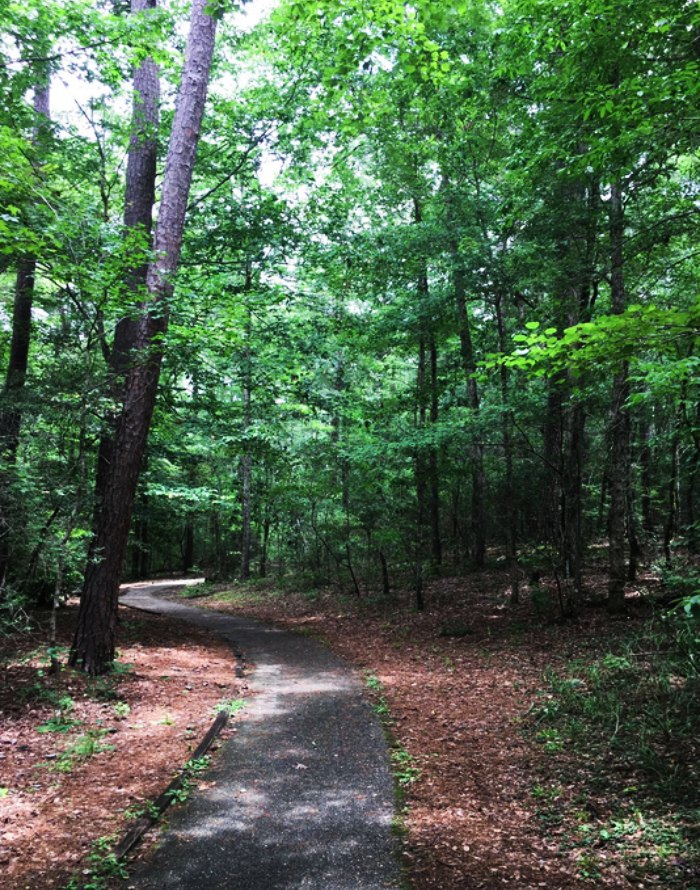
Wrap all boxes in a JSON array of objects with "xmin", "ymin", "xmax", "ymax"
[
  {"xmin": 63, "ymin": 834, "xmax": 128, "ymax": 890},
  {"xmin": 180, "ymin": 579, "xmax": 276, "ymax": 607},
  {"xmin": 527, "ymin": 609, "xmax": 700, "ymax": 886}
]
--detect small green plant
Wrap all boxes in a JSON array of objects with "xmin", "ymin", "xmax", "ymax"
[
  {"xmin": 37, "ymin": 696, "xmax": 80, "ymax": 733},
  {"xmin": 531, "ymin": 783, "xmax": 562, "ymax": 802},
  {"xmin": 535, "ymin": 727, "xmax": 564, "ymax": 753},
  {"xmin": 76, "ymin": 835, "xmax": 128, "ymax": 889},
  {"xmin": 180, "ymin": 581, "xmax": 214, "ymax": 599},
  {"xmin": 185, "ymin": 755, "xmax": 211, "ymax": 773},
  {"xmin": 159, "ymin": 713, "xmax": 176, "ymax": 726},
  {"xmin": 112, "ymin": 701, "xmax": 130, "ymax": 719},
  {"xmin": 363, "ymin": 672, "xmax": 382, "ymax": 692},
  {"xmin": 374, "ymin": 695, "xmax": 390, "ymax": 717},
  {"xmin": 218, "ymin": 697, "xmax": 246, "ymax": 716},
  {"xmin": 49, "ymin": 729, "xmax": 115, "ymax": 773},
  {"xmin": 391, "ymin": 746, "xmax": 421, "ymax": 787},
  {"xmin": 362, "ymin": 672, "xmax": 391, "ymax": 717},
  {"xmin": 166, "ymin": 776, "xmax": 193, "ymax": 805}
]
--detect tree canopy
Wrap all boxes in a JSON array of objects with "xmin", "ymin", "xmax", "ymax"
[{"xmin": 0, "ymin": 0, "xmax": 698, "ymax": 657}]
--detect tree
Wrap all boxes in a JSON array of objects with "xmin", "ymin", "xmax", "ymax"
[
  {"xmin": 70, "ymin": 0, "xmax": 222, "ymax": 673},
  {"xmin": 0, "ymin": 72, "xmax": 51, "ymax": 589}
]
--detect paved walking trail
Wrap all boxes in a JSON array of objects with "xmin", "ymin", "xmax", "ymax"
[{"xmin": 120, "ymin": 581, "xmax": 402, "ymax": 890}]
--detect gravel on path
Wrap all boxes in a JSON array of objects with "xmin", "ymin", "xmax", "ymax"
[{"xmin": 120, "ymin": 581, "xmax": 403, "ymax": 890}]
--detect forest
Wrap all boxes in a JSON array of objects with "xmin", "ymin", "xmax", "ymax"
[{"xmin": 0, "ymin": 0, "xmax": 699, "ymax": 885}]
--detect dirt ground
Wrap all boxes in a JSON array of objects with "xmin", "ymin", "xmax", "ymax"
[{"xmin": 0, "ymin": 601, "xmax": 245, "ymax": 890}]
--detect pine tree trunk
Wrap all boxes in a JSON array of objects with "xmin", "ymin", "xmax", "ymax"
[
  {"xmin": 71, "ymin": 0, "xmax": 220, "ymax": 673},
  {"xmin": 93, "ymin": 0, "xmax": 160, "ymax": 523}
]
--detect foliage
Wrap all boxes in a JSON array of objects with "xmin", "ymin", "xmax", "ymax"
[{"xmin": 528, "ymin": 611, "xmax": 700, "ymax": 884}]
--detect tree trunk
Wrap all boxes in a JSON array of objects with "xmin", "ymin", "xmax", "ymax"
[
  {"xmin": 0, "ymin": 77, "xmax": 51, "ymax": 588},
  {"xmin": 428, "ymin": 333, "xmax": 442, "ymax": 567},
  {"xmin": 240, "ymin": 298, "xmax": 253, "ymax": 581},
  {"xmin": 663, "ymin": 412, "xmax": 682, "ymax": 564},
  {"xmin": 93, "ymin": 0, "xmax": 160, "ymax": 524},
  {"xmin": 414, "ymin": 332, "xmax": 427, "ymax": 609},
  {"xmin": 454, "ymin": 263, "xmax": 486, "ymax": 568},
  {"xmin": 71, "ymin": 0, "xmax": 220, "ymax": 673},
  {"xmin": 639, "ymin": 416, "xmax": 654, "ymax": 539},
  {"xmin": 685, "ymin": 402, "xmax": 700, "ymax": 553},
  {"xmin": 182, "ymin": 519, "xmax": 194, "ymax": 574},
  {"xmin": 379, "ymin": 549, "xmax": 390, "ymax": 596},
  {"xmin": 563, "ymin": 401, "xmax": 585, "ymax": 605},
  {"xmin": 495, "ymin": 293, "xmax": 519, "ymax": 602},
  {"xmin": 259, "ymin": 512, "xmax": 271, "ymax": 578},
  {"xmin": 607, "ymin": 179, "xmax": 629, "ymax": 613}
]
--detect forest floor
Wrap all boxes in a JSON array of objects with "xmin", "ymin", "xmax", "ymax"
[
  {"xmin": 175, "ymin": 568, "xmax": 698, "ymax": 890},
  {"xmin": 0, "ymin": 595, "xmax": 246, "ymax": 890},
  {"xmin": 1, "ymin": 569, "xmax": 697, "ymax": 889}
]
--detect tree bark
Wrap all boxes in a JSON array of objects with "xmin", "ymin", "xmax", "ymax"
[
  {"xmin": 182, "ymin": 519, "xmax": 194, "ymax": 573},
  {"xmin": 495, "ymin": 293, "xmax": 519, "ymax": 602},
  {"xmin": 453, "ymin": 262, "xmax": 486, "ymax": 568},
  {"xmin": 93, "ymin": 0, "xmax": 160, "ymax": 523},
  {"xmin": 71, "ymin": 0, "xmax": 220, "ymax": 673},
  {"xmin": 428, "ymin": 333, "xmax": 442, "ymax": 567},
  {"xmin": 0, "ymin": 77, "xmax": 51, "ymax": 589},
  {"xmin": 240, "ymin": 325, "xmax": 253, "ymax": 581},
  {"xmin": 607, "ymin": 179, "xmax": 630, "ymax": 613},
  {"xmin": 236, "ymin": 265, "xmax": 255, "ymax": 581}
]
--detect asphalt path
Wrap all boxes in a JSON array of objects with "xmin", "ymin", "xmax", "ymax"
[{"xmin": 119, "ymin": 581, "xmax": 403, "ymax": 890}]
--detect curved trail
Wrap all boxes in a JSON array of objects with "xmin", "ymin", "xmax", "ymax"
[{"xmin": 120, "ymin": 581, "xmax": 402, "ymax": 890}]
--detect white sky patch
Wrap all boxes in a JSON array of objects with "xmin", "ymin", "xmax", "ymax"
[
  {"xmin": 232, "ymin": 0, "xmax": 279, "ymax": 32},
  {"xmin": 50, "ymin": 0, "xmax": 280, "ymax": 131}
]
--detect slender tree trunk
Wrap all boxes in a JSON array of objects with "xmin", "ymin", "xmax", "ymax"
[
  {"xmin": 607, "ymin": 179, "xmax": 630, "ymax": 613},
  {"xmin": 428, "ymin": 333, "xmax": 442, "ymax": 567},
  {"xmin": 412, "ymin": 198, "xmax": 441, "ymax": 570},
  {"xmin": 259, "ymin": 511, "xmax": 271, "ymax": 578},
  {"xmin": 71, "ymin": 0, "xmax": 220, "ymax": 673},
  {"xmin": 0, "ymin": 78, "xmax": 51, "ymax": 588},
  {"xmin": 639, "ymin": 416, "xmax": 654, "ymax": 540},
  {"xmin": 93, "ymin": 0, "xmax": 160, "ymax": 524},
  {"xmin": 563, "ymin": 402, "xmax": 586, "ymax": 604},
  {"xmin": 663, "ymin": 412, "xmax": 682, "ymax": 564},
  {"xmin": 414, "ymin": 331, "xmax": 427, "ymax": 611},
  {"xmin": 495, "ymin": 293, "xmax": 519, "ymax": 601},
  {"xmin": 379, "ymin": 549, "xmax": 390, "ymax": 596},
  {"xmin": 454, "ymin": 263, "xmax": 486, "ymax": 568},
  {"xmin": 240, "ymin": 297, "xmax": 253, "ymax": 581},
  {"xmin": 182, "ymin": 519, "xmax": 194, "ymax": 573},
  {"xmin": 686, "ymin": 403, "xmax": 700, "ymax": 553}
]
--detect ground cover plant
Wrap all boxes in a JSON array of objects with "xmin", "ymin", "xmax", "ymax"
[{"xmin": 183, "ymin": 569, "xmax": 700, "ymax": 888}]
